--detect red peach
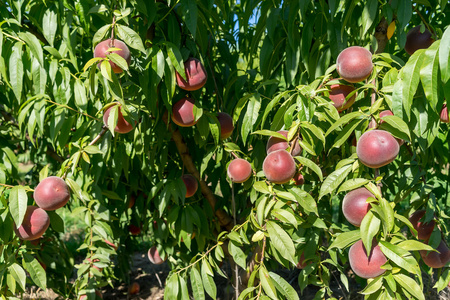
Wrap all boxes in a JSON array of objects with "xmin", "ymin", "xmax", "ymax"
[
  {"xmin": 440, "ymin": 104, "xmax": 449, "ymax": 123},
  {"xmin": 14, "ymin": 206, "xmax": 50, "ymax": 241},
  {"xmin": 420, "ymin": 240, "xmax": 450, "ymax": 268},
  {"xmin": 34, "ymin": 176, "xmax": 70, "ymax": 211},
  {"xmin": 103, "ymin": 104, "xmax": 134, "ymax": 134},
  {"xmin": 342, "ymin": 188, "xmax": 375, "ymax": 227},
  {"xmin": 356, "ymin": 130, "xmax": 399, "ymax": 168},
  {"xmin": 263, "ymin": 150, "xmax": 297, "ymax": 184},
  {"xmin": 176, "ymin": 58, "xmax": 207, "ymax": 91},
  {"xmin": 182, "ymin": 174, "xmax": 198, "ymax": 198},
  {"xmin": 227, "ymin": 158, "xmax": 252, "ymax": 183},
  {"xmin": 148, "ymin": 246, "xmax": 166, "ymax": 265},
  {"xmin": 328, "ymin": 83, "xmax": 356, "ymax": 111},
  {"xmin": 266, "ymin": 130, "xmax": 302, "ymax": 156},
  {"xmin": 336, "ymin": 46, "xmax": 373, "ymax": 83},
  {"xmin": 171, "ymin": 97, "xmax": 198, "ymax": 127},
  {"xmin": 217, "ymin": 112, "xmax": 234, "ymax": 139},
  {"xmin": 349, "ymin": 240, "xmax": 387, "ymax": 279},
  {"xmin": 405, "ymin": 26, "xmax": 434, "ymax": 55},
  {"xmin": 293, "ymin": 173, "xmax": 304, "ymax": 185},
  {"xmin": 408, "ymin": 210, "xmax": 435, "ymax": 241},
  {"xmin": 94, "ymin": 38, "xmax": 131, "ymax": 73}
]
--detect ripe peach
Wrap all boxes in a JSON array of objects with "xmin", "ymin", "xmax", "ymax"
[
  {"xmin": 176, "ymin": 58, "xmax": 207, "ymax": 91},
  {"xmin": 328, "ymin": 83, "xmax": 356, "ymax": 111},
  {"xmin": 79, "ymin": 290, "xmax": 103, "ymax": 300},
  {"xmin": 296, "ymin": 252, "xmax": 311, "ymax": 269},
  {"xmin": 342, "ymin": 188, "xmax": 375, "ymax": 227},
  {"xmin": 409, "ymin": 210, "xmax": 435, "ymax": 241},
  {"xmin": 128, "ymin": 224, "xmax": 141, "ymax": 236},
  {"xmin": 379, "ymin": 110, "xmax": 394, "ymax": 122},
  {"xmin": 171, "ymin": 97, "xmax": 198, "ymax": 127},
  {"xmin": 349, "ymin": 240, "xmax": 387, "ymax": 279},
  {"xmin": 34, "ymin": 176, "xmax": 70, "ymax": 211},
  {"xmin": 227, "ymin": 158, "xmax": 252, "ymax": 183},
  {"xmin": 263, "ymin": 150, "xmax": 297, "ymax": 184},
  {"xmin": 103, "ymin": 104, "xmax": 134, "ymax": 134},
  {"xmin": 420, "ymin": 240, "xmax": 450, "ymax": 268},
  {"xmin": 440, "ymin": 104, "xmax": 449, "ymax": 123},
  {"xmin": 182, "ymin": 174, "xmax": 198, "ymax": 198},
  {"xmin": 293, "ymin": 173, "xmax": 304, "ymax": 185},
  {"xmin": 266, "ymin": 130, "xmax": 301, "ymax": 156},
  {"xmin": 356, "ymin": 130, "xmax": 399, "ymax": 168},
  {"xmin": 336, "ymin": 46, "xmax": 373, "ymax": 83},
  {"xmin": 405, "ymin": 26, "xmax": 434, "ymax": 55},
  {"xmin": 128, "ymin": 282, "xmax": 140, "ymax": 295},
  {"xmin": 14, "ymin": 206, "xmax": 50, "ymax": 241},
  {"xmin": 94, "ymin": 38, "xmax": 131, "ymax": 73},
  {"xmin": 217, "ymin": 112, "xmax": 234, "ymax": 139},
  {"xmin": 148, "ymin": 246, "xmax": 166, "ymax": 265}
]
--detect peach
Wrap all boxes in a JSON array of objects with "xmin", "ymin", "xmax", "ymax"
[
  {"xmin": 293, "ymin": 173, "xmax": 304, "ymax": 185},
  {"xmin": 128, "ymin": 194, "xmax": 136, "ymax": 209},
  {"xmin": 263, "ymin": 150, "xmax": 297, "ymax": 184},
  {"xmin": 176, "ymin": 58, "xmax": 207, "ymax": 91},
  {"xmin": 356, "ymin": 130, "xmax": 399, "ymax": 168},
  {"xmin": 336, "ymin": 46, "xmax": 373, "ymax": 83},
  {"xmin": 171, "ymin": 97, "xmax": 198, "ymax": 127},
  {"xmin": 405, "ymin": 26, "xmax": 434, "ymax": 55},
  {"xmin": 94, "ymin": 38, "xmax": 131, "ymax": 73},
  {"xmin": 79, "ymin": 290, "xmax": 103, "ymax": 300},
  {"xmin": 266, "ymin": 130, "xmax": 301, "ymax": 156},
  {"xmin": 440, "ymin": 104, "xmax": 449, "ymax": 123},
  {"xmin": 14, "ymin": 206, "xmax": 50, "ymax": 241},
  {"xmin": 379, "ymin": 110, "xmax": 394, "ymax": 122},
  {"xmin": 128, "ymin": 224, "xmax": 141, "ymax": 235},
  {"xmin": 103, "ymin": 104, "xmax": 134, "ymax": 134},
  {"xmin": 181, "ymin": 174, "xmax": 198, "ymax": 198},
  {"xmin": 408, "ymin": 210, "xmax": 435, "ymax": 241},
  {"xmin": 296, "ymin": 252, "xmax": 311, "ymax": 269},
  {"xmin": 328, "ymin": 83, "xmax": 356, "ymax": 111},
  {"xmin": 349, "ymin": 240, "xmax": 387, "ymax": 279},
  {"xmin": 227, "ymin": 158, "xmax": 252, "ymax": 183},
  {"xmin": 34, "ymin": 176, "xmax": 70, "ymax": 211},
  {"xmin": 420, "ymin": 240, "xmax": 450, "ymax": 268},
  {"xmin": 217, "ymin": 112, "xmax": 234, "ymax": 139},
  {"xmin": 128, "ymin": 282, "xmax": 140, "ymax": 295},
  {"xmin": 342, "ymin": 188, "xmax": 375, "ymax": 227},
  {"xmin": 148, "ymin": 246, "xmax": 166, "ymax": 265}
]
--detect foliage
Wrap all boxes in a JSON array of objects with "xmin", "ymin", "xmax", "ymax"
[{"xmin": 0, "ymin": 0, "xmax": 449, "ymax": 299}]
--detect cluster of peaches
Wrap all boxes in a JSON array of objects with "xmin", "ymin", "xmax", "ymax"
[{"xmin": 14, "ymin": 176, "xmax": 70, "ymax": 241}]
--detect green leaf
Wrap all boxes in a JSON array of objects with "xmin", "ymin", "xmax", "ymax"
[
  {"xmin": 8, "ymin": 263, "xmax": 26, "ymax": 291},
  {"xmin": 361, "ymin": 0, "xmax": 378, "ymax": 37},
  {"xmin": 116, "ymin": 24, "xmax": 146, "ymax": 53},
  {"xmin": 439, "ymin": 26, "xmax": 450, "ymax": 83},
  {"xmin": 106, "ymin": 105, "xmax": 119, "ymax": 136},
  {"xmin": 329, "ymin": 230, "xmax": 360, "ymax": 250},
  {"xmin": 190, "ymin": 267, "xmax": 205, "ymax": 300},
  {"xmin": 331, "ymin": 118, "xmax": 365, "ymax": 149},
  {"xmin": 84, "ymin": 145, "xmax": 104, "ymax": 155},
  {"xmin": 269, "ymin": 272, "xmax": 300, "ymax": 300},
  {"xmin": 295, "ymin": 156, "xmax": 323, "ymax": 181},
  {"xmin": 201, "ymin": 260, "xmax": 217, "ymax": 299},
  {"xmin": 107, "ymin": 53, "xmax": 129, "ymax": 72},
  {"xmin": 180, "ymin": 0, "xmax": 198, "ymax": 38},
  {"xmin": 378, "ymin": 115, "xmax": 411, "ymax": 142},
  {"xmin": 378, "ymin": 197, "xmax": 395, "ymax": 234},
  {"xmin": 419, "ymin": 41, "xmax": 440, "ymax": 110},
  {"xmin": 252, "ymin": 130, "xmax": 287, "ymax": 140},
  {"xmin": 74, "ymin": 79, "xmax": 88, "ymax": 110},
  {"xmin": 228, "ymin": 240, "xmax": 246, "ymax": 269},
  {"xmin": 338, "ymin": 178, "xmax": 370, "ymax": 193},
  {"xmin": 379, "ymin": 241, "xmax": 419, "ymax": 274},
  {"xmin": 165, "ymin": 42, "xmax": 185, "ymax": 80},
  {"xmin": 325, "ymin": 111, "xmax": 364, "ymax": 136},
  {"xmin": 164, "ymin": 274, "xmax": 179, "ymax": 300},
  {"xmin": 47, "ymin": 211, "xmax": 64, "ymax": 233},
  {"xmin": 360, "ymin": 276, "xmax": 383, "ymax": 295},
  {"xmin": 397, "ymin": 0, "xmax": 412, "ymax": 30},
  {"xmin": 271, "ymin": 209, "xmax": 298, "ymax": 228},
  {"xmin": 266, "ymin": 221, "xmax": 296, "ymax": 264},
  {"xmin": 42, "ymin": 8, "xmax": 57, "ymax": 47},
  {"xmin": 241, "ymin": 95, "xmax": 261, "ymax": 145},
  {"xmin": 18, "ymin": 32, "xmax": 44, "ymax": 67},
  {"xmin": 100, "ymin": 60, "xmax": 113, "ymax": 82},
  {"xmin": 396, "ymin": 240, "xmax": 435, "ymax": 252},
  {"xmin": 93, "ymin": 24, "xmax": 111, "ymax": 48},
  {"xmin": 360, "ymin": 211, "xmax": 380, "ymax": 254},
  {"xmin": 9, "ymin": 42, "xmax": 24, "ymax": 102},
  {"xmin": 23, "ymin": 253, "xmax": 46, "ymax": 289},
  {"xmin": 9, "ymin": 186, "xmax": 28, "ymax": 228},
  {"xmin": 393, "ymin": 273, "xmax": 425, "ymax": 300},
  {"xmin": 259, "ymin": 267, "xmax": 277, "ymax": 300},
  {"xmin": 288, "ymin": 187, "xmax": 318, "ymax": 216},
  {"xmin": 319, "ymin": 164, "xmax": 353, "ymax": 199}
]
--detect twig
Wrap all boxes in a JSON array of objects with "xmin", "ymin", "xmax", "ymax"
[
  {"xmin": 89, "ymin": 127, "xmax": 108, "ymax": 146},
  {"xmin": 232, "ymin": 183, "xmax": 240, "ymax": 299}
]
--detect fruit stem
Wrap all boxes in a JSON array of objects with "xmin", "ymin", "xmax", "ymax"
[{"xmin": 89, "ymin": 126, "xmax": 108, "ymax": 146}]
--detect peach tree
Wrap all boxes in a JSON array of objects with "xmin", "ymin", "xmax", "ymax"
[{"xmin": 0, "ymin": 0, "xmax": 449, "ymax": 299}]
